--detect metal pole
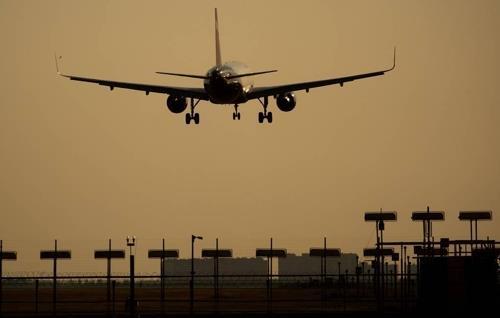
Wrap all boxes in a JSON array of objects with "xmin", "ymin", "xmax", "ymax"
[
  {"xmin": 266, "ymin": 251, "xmax": 270, "ymax": 306},
  {"xmin": 406, "ymin": 256, "xmax": 410, "ymax": 303},
  {"xmin": 356, "ymin": 259, "xmax": 360, "ymax": 297},
  {"xmin": 338, "ymin": 262, "xmax": 341, "ymax": 283},
  {"xmin": 385, "ymin": 262, "xmax": 389, "ymax": 292},
  {"xmin": 269, "ymin": 237, "xmax": 273, "ymax": 309},
  {"xmin": 127, "ymin": 237, "xmax": 136, "ymax": 316},
  {"xmin": 470, "ymin": 220, "xmax": 473, "ymax": 253},
  {"xmin": 130, "ymin": 253, "xmax": 135, "ymax": 315},
  {"xmin": 112, "ymin": 280, "xmax": 116, "ymax": 318},
  {"xmin": 161, "ymin": 238, "xmax": 165, "ymax": 302},
  {"xmin": 380, "ymin": 221, "xmax": 385, "ymax": 311},
  {"xmin": 35, "ymin": 279, "xmax": 39, "ymax": 314},
  {"xmin": 375, "ymin": 220, "xmax": 380, "ymax": 312},
  {"xmin": 53, "ymin": 239, "xmax": 57, "ymax": 316},
  {"xmin": 324, "ymin": 237, "xmax": 327, "ymax": 282},
  {"xmin": 426, "ymin": 206, "xmax": 431, "ymax": 249},
  {"xmin": 190, "ymin": 235, "xmax": 194, "ymax": 315},
  {"xmin": 400, "ymin": 244, "xmax": 403, "ymax": 306},
  {"xmin": 394, "ymin": 262, "xmax": 398, "ymax": 299},
  {"xmin": 323, "ymin": 237, "xmax": 327, "ymax": 302},
  {"xmin": 475, "ymin": 219, "xmax": 478, "ymax": 250},
  {"xmin": 422, "ymin": 222, "xmax": 426, "ymax": 247},
  {"xmin": 107, "ymin": 239, "xmax": 111, "ymax": 302},
  {"xmin": 403, "ymin": 245, "xmax": 407, "ymax": 311},
  {"xmin": 215, "ymin": 238, "xmax": 219, "ymax": 300},
  {"xmin": 0, "ymin": 240, "xmax": 2, "ymax": 316}
]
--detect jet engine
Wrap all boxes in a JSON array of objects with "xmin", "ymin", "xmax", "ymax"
[
  {"xmin": 166, "ymin": 95, "xmax": 188, "ymax": 113},
  {"xmin": 276, "ymin": 92, "xmax": 296, "ymax": 112}
]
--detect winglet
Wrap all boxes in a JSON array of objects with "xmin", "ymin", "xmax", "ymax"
[
  {"xmin": 54, "ymin": 53, "xmax": 62, "ymax": 75},
  {"xmin": 54, "ymin": 52, "xmax": 66, "ymax": 76},
  {"xmin": 215, "ymin": 8, "xmax": 222, "ymax": 68},
  {"xmin": 389, "ymin": 46, "xmax": 396, "ymax": 71}
]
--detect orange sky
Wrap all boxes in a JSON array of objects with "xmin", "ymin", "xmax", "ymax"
[{"xmin": 1, "ymin": 0, "xmax": 499, "ymax": 274}]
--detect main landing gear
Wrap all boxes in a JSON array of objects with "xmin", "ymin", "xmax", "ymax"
[
  {"xmin": 232, "ymin": 104, "xmax": 241, "ymax": 120},
  {"xmin": 257, "ymin": 96, "xmax": 273, "ymax": 124},
  {"xmin": 185, "ymin": 98, "xmax": 201, "ymax": 125}
]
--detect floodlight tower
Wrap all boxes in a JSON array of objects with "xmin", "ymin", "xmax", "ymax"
[
  {"xmin": 411, "ymin": 206, "xmax": 444, "ymax": 250},
  {"xmin": 458, "ymin": 211, "xmax": 492, "ymax": 251},
  {"xmin": 190, "ymin": 234, "xmax": 203, "ymax": 314},
  {"xmin": 364, "ymin": 209, "xmax": 397, "ymax": 312},
  {"xmin": 126, "ymin": 236, "xmax": 137, "ymax": 315},
  {"xmin": 0, "ymin": 241, "xmax": 17, "ymax": 315}
]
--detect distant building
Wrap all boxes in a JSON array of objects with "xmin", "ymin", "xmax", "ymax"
[
  {"xmin": 162, "ymin": 253, "xmax": 359, "ymax": 285},
  {"xmin": 164, "ymin": 257, "xmax": 267, "ymax": 275},
  {"xmin": 278, "ymin": 253, "xmax": 359, "ymax": 281},
  {"xmin": 164, "ymin": 257, "xmax": 268, "ymax": 286}
]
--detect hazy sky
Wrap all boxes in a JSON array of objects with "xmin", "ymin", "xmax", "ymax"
[{"xmin": 1, "ymin": 0, "xmax": 499, "ymax": 274}]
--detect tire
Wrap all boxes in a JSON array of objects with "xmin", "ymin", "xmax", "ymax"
[
  {"xmin": 258, "ymin": 112, "xmax": 264, "ymax": 123},
  {"xmin": 237, "ymin": 113, "xmax": 241, "ymax": 120},
  {"xmin": 267, "ymin": 112, "xmax": 273, "ymax": 123},
  {"xmin": 185, "ymin": 113, "xmax": 191, "ymax": 125},
  {"xmin": 194, "ymin": 113, "xmax": 200, "ymax": 124},
  {"xmin": 233, "ymin": 113, "xmax": 236, "ymax": 120}
]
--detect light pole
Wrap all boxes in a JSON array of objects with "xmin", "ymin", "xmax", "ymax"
[
  {"xmin": 364, "ymin": 209, "xmax": 397, "ymax": 313},
  {"xmin": 126, "ymin": 236, "xmax": 137, "ymax": 316},
  {"xmin": 190, "ymin": 234, "xmax": 203, "ymax": 314},
  {"xmin": 458, "ymin": 211, "xmax": 492, "ymax": 252}
]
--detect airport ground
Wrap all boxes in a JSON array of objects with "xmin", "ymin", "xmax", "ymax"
[{"xmin": 0, "ymin": 284, "xmax": 416, "ymax": 317}]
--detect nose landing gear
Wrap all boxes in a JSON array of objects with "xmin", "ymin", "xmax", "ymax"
[
  {"xmin": 232, "ymin": 104, "xmax": 241, "ymax": 120},
  {"xmin": 257, "ymin": 96, "xmax": 273, "ymax": 123}
]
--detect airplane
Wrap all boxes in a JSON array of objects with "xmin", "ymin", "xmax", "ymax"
[{"xmin": 55, "ymin": 8, "xmax": 395, "ymax": 125}]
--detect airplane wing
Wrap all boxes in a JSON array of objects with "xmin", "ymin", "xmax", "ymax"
[
  {"xmin": 246, "ymin": 49, "xmax": 396, "ymax": 100},
  {"xmin": 59, "ymin": 74, "xmax": 209, "ymax": 100},
  {"xmin": 55, "ymin": 55, "xmax": 209, "ymax": 101}
]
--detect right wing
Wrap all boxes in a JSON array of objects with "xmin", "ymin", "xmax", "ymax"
[
  {"xmin": 59, "ymin": 74, "xmax": 209, "ymax": 100},
  {"xmin": 55, "ymin": 55, "xmax": 209, "ymax": 100}
]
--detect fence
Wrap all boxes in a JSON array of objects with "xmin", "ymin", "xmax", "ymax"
[{"xmin": 0, "ymin": 271, "xmax": 420, "ymax": 315}]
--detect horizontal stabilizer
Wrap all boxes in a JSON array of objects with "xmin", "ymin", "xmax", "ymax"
[
  {"xmin": 156, "ymin": 71, "xmax": 208, "ymax": 79},
  {"xmin": 227, "ymin": 70, "xmax": 277, "ymax": 79}
]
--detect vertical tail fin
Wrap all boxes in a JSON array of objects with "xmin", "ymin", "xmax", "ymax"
[{"xmin": 215, "ymin": 8, "xmax": 222, "ymax": 67}]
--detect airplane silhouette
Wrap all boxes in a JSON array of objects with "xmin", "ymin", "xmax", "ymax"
[{"xmin": 56, "ymin": 8, "xmax": 395, "ymax": 125}]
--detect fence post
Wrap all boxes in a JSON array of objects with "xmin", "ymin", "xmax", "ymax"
[
  {"xmin": 35, "ymin": 279, "xmax": 39, "ymax": 313},
  {"xmin": 112, "ymin": 280, "xmax": 116, "ymax": 318}
]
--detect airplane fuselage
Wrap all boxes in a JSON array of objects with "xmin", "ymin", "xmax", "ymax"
[{"xmin": 204, "ymin": 61, "xmax": 253, "ymax": 104}]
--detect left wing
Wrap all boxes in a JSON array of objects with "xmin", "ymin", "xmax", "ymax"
[{"xmin": 246, "ymin": 49, "xmax": 395, "ymax": 100}]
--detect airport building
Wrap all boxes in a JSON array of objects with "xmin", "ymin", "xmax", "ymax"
[
  {"xmin": 278, "ymin": 253, "xmax": 359, "ymax": 281},
  {"xmin": 164, "ymin": 257, "xmax": 268, "ymax": 286}
]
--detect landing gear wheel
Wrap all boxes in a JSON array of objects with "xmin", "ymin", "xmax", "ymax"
[
  {"xmin": 186, "ymin": 98, "xmax": 201, "ymax": 125},
  {"xmin": 257, "ymin": 97, "xmax": 273, "ymax": 124},
  {"xmin": 233, "ymin": 104, "xmax": 241, "ymax": 121},
  {"xmin": 258, "ymin": 112, "xmax": 264, "ymax": 123}
]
